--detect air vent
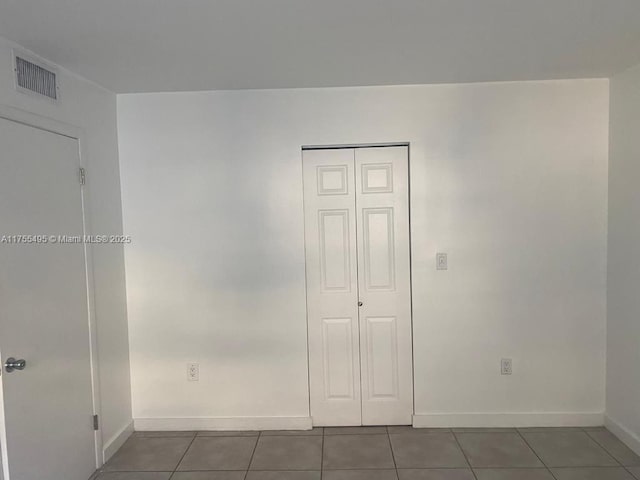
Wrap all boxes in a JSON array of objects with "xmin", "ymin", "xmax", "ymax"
[{"xmin": 14, "ymin": 54, "xmax": 58, "ymax": 100}]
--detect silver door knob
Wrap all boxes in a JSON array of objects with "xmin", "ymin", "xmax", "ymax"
[{"xmin": 4, "ymin": 358, "xmax": 26, "ymax": 373}]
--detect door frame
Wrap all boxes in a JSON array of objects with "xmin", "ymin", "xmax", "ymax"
[
  {"xmin": 301, "ymin": 142, "xmax": 416, "ymax": 426},
  {"xmin": 0, "ymin": 104, "xmax": 103, "ymax": 474}
]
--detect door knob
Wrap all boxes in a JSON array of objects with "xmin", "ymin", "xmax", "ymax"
[
  {"xmin": 4, "ymin": 357, "xmax": 26, "ymax": 373},
  {"xmin": 358, "ymin": 301, "xmax": 363, "ymax": 307}
]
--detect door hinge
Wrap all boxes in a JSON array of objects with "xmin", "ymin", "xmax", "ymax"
[
  {"xmin": 93, "ymin": 414, "xmax": 99, "ymax": 431},
  {"xmin": 79, "ymin": 167, "xmax": 86, "ymax": 186}
]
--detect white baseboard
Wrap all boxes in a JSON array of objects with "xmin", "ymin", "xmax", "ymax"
[
  {"xmin": 605, "ymin": 414, "xmax": 640, "ymax": 456},
  {"xmin": 413, "ymin": 412, "xmax": 604, "ymax": 428},
  {"xmin": 103, "ymin": 420, "xmax": 134, "ymax": 463},
  {"xmin": 133, "ymin": 416, "xmax": 313, "ymax": 432}
]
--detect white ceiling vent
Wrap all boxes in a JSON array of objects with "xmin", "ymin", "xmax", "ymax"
[{"xmin": 13, "ymin": 52, "xmax": 58, "ymax": 101}]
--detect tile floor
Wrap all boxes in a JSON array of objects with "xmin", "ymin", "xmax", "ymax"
[{"xmin": 94, "ymin": 426, "xmax": 640, "ymax": 480}]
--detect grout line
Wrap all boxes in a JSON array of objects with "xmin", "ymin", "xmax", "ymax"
[
  {"xmin": 451, "ymin": 431, "xmax": 479, "ymax": 480},
  {"xmin": 515, "ymin": 428, "xmax": 560, "ymax": 480},
  {"xmin": 385, "ymin": 428, "xmax": 399, "ymax": 479},
  {"xmin": 584, "ymin": 428, "xmax": 627, "ymax": 468},
  {"xmin": 626, "ymin": 466, "xmax": 640, "ymax": 480},
  {"xmin": 243, "ymin": 431, "xmax": 261, "ymax": 480},
  {"xmin": 321, "ymin": 427, "xmax": 325, "ymax": 480},
  {"xmin": 168, "ymin": 434, "xmax": 197, "ymax": 480}
]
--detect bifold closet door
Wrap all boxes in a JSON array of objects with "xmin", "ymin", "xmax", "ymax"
[
  {"xmin": 303, "ymin": 148, "xmax": 362, "ymax": 425},
  {"xmin": 355, "ymin": 146, "xmax": 412, "ymax": 425},
  {"xmin": 303, "ymin": 146, "xmax": 412, "ymax": 426}
]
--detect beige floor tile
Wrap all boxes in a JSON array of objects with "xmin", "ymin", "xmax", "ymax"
[
  {"xmin": 103, "ymin": 437, "xmax": 192, "ymax": 472},
  {"xmin": 249, "ymin": 435, "xmax": 322, "ymax": 470},
  {"xmin": 551, "ymin": 467, "xmax": 636, "ymax": 479},
  {"xmin": 323, "ymin": 434, "xmax": 395, "ymax": 470},
  {"xmin": 522, "ymin": 431, "xmax": 618, "ymax": 467},
  {"xmin": 177, "ymin": 436, "xmax": 257, "ymax": 471},
  {"xmin": 390, "ymin": 433, "xmax": 468, "ymax": 468},
  {"xmin": 456, "ymin": 433, "xmax": 543, "ymax": 468}
]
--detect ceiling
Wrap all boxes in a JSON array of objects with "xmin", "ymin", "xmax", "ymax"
[{"xmin": 1, "ymin": 0, "xmax": 640, "ymax": 93}]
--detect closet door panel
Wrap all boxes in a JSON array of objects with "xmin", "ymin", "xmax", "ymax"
[
  {"xmin": 303, "ymin": 148, "xmax": 362, "ymax": 426},
  {"xmin": 355, "ymin": 146, "xmax": 413, "ymax": 425}
]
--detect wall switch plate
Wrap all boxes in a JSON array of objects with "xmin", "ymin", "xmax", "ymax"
[
  {"xmin": 436, "ymin": 253, "xmax": 448, "ymax": 270},
  {"xmin": 501, "ymin": 358, "xmax": 513, "ymax": 375},
  {"xmin": 187, "ymin": 362, "xmax": 199, "ymax": 381}
]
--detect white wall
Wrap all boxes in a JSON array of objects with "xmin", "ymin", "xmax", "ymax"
[
  {"xmin": 606, "ymin": 63, "xmax": 640, "ymax": 453},
  {"xmin": 118, "ymin": 79, "xmax": 609, "ymax": 429},
  {"xmin": 0, "ymin": 36, "xmax": 132, "ymax": 459}
]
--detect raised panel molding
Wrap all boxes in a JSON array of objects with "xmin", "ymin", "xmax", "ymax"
[
  {"xmin": 363, "ymin": 208, "xmax": 395, "ymax": 291},
  {"xmin": 365, "ymin": 317, "xmax": 399, "ymax": 399},
  {"xmin": 317, "ymin": 165, "xmax": 348, "ymax": 195},
  {"xmin": 362, "ymin": 163, "xmax": 393, "ymax": 193},
  {"xmin": 322, "ymin": 318, "xmax": 355, "ymax": 400},
  {"xmin": 318, "ymin": 210, "xmax": 351, "ymax": 292}
]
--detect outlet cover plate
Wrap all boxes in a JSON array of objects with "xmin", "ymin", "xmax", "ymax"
[
  {"xmin": 436, "ymin": 253, "xmax": 448, "ymax": 270},
  {"xmin": 501, "ymin": 358, "xmax": 513, "ymax": 375},
  {"xmin": 187, "ymin": 362, "xmax": 199, "ymax": 381}
]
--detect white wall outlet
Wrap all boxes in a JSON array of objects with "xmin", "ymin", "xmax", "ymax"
[
  {"xmin": 501, "ymin": 358, "xmax": 513, "ymax": 375},
  {"xmin": 436, "ymin": 252, "xmax": 448, "ymax": 270},
  {"xmin": 187, "ymin": 362, "xmax": 199, "ymax": 381}
]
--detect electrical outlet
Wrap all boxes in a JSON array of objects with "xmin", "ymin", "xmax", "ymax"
[
  {"xmin": 501, "ymin": 358, "xmax": 513, "ymax": 375},
  {"xmin": 187, "ymin": 362, "xmax": 199, "ymax": 381},
  {"xmin": 436, "ymin": 253, "xmax": 448, "ymax": 270}
]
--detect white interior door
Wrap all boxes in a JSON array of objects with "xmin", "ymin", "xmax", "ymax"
[
  {"xmin": 0, "ymin": 117, "xmax": 97, "ymax": 480},
  {"xmin": 303, "ymin": 149, "xmax": 362, "ymax": 426},
  {"xmin": 355, "ymin": 146, "xmax": 413, "ymax": 425},
  {"xmin": 304, "ymin": 145, "xmax": 413, "ymax": 426}
]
